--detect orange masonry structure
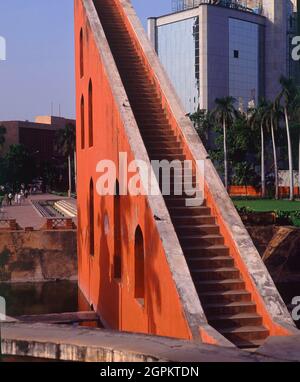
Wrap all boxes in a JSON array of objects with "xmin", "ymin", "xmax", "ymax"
[{"xmin": 75, "ymin": 0, "xmax": 297, "ymax": 349}]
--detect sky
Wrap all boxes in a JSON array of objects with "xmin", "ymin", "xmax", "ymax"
[{"xmin": 0, "ymin": 0, "xmax": 172, "ymax": 122}]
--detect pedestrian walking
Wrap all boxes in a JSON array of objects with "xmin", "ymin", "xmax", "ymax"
[{"xmin": 8, "ymin": 193, "xmax": 13, "ymax": 206}]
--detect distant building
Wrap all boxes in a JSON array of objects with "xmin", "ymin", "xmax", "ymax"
[
  {"xmin": 148, "ymin": 0, "xmax": 299, "ymax": 114},
  {"xmin": 0, "ymin": 116, "xmax": 75, "ymax": 163}
]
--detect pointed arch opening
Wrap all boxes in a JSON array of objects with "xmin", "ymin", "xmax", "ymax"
[
  {"xmin": 79, "ymin": 28, "xmax": 84, "ymax": 78},
  {"xmin": 88, "ymin": 79, "xmax": 94, "ymax": 147},
  {"xmin": 89, "ymin": 178, "xmax": 95, "ymax": 256},
  {"xmin": 134, "ymin": 226, "xmax": 145, "ymax": 305},
  {"xmin": 113, "ymin": 181, "xmax": 122, "ymax": 280},
  {"xmin": 80, "ymin": 95, "xmax": 85, "ymax": 149}
]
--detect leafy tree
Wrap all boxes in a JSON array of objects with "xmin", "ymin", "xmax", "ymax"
[
  {"xmin": 209, "ymin": 113, "xmax": 259, "ymax": 187},
  {"xmin": 0, "ymin": 125, "xmax": 6, "ymax": 190},
  {"xmin": 3, "ymin": 144, "xmax": 36, "ymax": 190},
  {"xmin": 189, "ymin": 109, "xmax": 213, "ymax": 146},
  {"xmin": 0, "ymin": 125, "xmax": 6, "ymax": 156}
]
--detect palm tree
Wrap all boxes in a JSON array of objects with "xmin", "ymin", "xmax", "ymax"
[
  {"xmin": 289, "ymin": 91, "xmax": 300, "ymax": 198},
  {"xmin": 212, "ymin": 97, "xmax": 236, "ymax": 191},
  {"xmin": 248, "ymin": 99, "xmax": 268, "ymax": 198},
  {"xmin": 56, "ymin": 123, "xmax": 76, "ymax": 198},
  {"xmin": 265, "ymin": 101, "xmax": 281, "ymax": 200},
  {"xmin": 277, "ymin": 76, "xmax": 298, "ymax": 201}
]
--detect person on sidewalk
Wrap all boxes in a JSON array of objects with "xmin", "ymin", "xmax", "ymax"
[{"xmin": 8, "ymin": 193, "xmax": 13, "ymax": 206}]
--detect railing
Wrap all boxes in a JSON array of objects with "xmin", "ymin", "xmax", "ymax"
[
  {"xmin": 0, "ymin": 219, "xmax": 18, "ymax": 231},
  {"xmin": 171, "ymin": 0, "xmax": 262, "ymax": 14},
  {"xmin": 42, "ymin": 218, "xmax": 76, "ymax": 231}
]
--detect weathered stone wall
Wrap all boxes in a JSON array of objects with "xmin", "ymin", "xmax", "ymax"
[
  {"xmin": 0, "ymin": 322, "xmax": 290, "ymax": 362},
  {"xmin": 247, "ymin": 226, "xmax": 277, "ymax": 255},
  {"xmin": 0, "ymin": 230, "xmax": 77, "ymax": 283},
  {"xmin": 247, "ymin": 226, "xmax": 300, "ymax": 283},
  {"xmin": 262, "ymin": 227, "xmax": 300, "ymax": 283}
]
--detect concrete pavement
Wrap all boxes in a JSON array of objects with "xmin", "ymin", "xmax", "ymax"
[{"xmin": 1, "ymin": 194, "xmax": 72, "ymax": 230}]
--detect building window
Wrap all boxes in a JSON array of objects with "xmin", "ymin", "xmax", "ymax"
[
  {"xmin": 134, "ymin": 226, "xmax": 145, "ymax": 305},
  {"xmin": 80, "ymin": 29, "xmax": 84, "ymax": 78},
  {"xmin": 234, "ymin": 50, "xmax": 239, "ymax": 59},
  {"xmin": 88, "ymin": 79, "xmax": 94, "ymax": 147},
  {"xmin": 80, "ymin": 95, "xmax": 85, "ymax": 149},
  {"xmin": 89, "ymin": 178, "xmax": 95, "ymax": 256},
  {"xmin": 113, "ymin": 181, "xmax": 122, "ymax": 280}
]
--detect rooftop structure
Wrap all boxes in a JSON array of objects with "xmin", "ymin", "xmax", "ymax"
[{"xmin": 171, "ymin": 0, "xmax": 262, "ymax": 14}]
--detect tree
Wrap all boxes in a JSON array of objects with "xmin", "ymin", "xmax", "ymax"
[
  {"xmin": 265, "ymin": 100, "xmax": 282, "ymax": 200},
  {"xmin": 56, "ymin": 123, "xmax": 76, "ymax": 197},
  {"xmin": 277, "ymin": 76, "xmax": 298, "ymax": 200},
  {"xmin": 3, "ymin": 144, "xmax": 36, "ymax": 189},
  {"xmin": 0, "ymin": 125, "xmax": 6, "ymax": 155},
  {"xmin": 0, "ymin": 126, "xmax": 7, "ymax": 189},
  {"xmin": 189, "ymin": 109, "xmax": 213, "ymax": 147},
  {"xmin": 289, "ymin": 91, "xmax": 300, "ymax": 198},
  {"xmin": 248, "ymin": 98, "xmax": 269, "ymax": 198},
  {"xmin": 212, "ymin": 97, "xmax": 237, "ymax": 191}
]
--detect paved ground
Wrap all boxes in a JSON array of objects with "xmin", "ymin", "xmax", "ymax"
[
  {"xmin": 3, "ymin": 322, "xmax": 297, "ymax": 362},
  {"xmin": 1, "ymin": 194, "xmax": 71, "ymax": 230}
]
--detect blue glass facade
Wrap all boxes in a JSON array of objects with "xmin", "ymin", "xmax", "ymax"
[
  {"xmin": 157, "ymin": 17, "xmax": 200, "ymax": 114},
  {"xmin": 229, "ymin": 18, "xmax": 259, "ymax": 109}
]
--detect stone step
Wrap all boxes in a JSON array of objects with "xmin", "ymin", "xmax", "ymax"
[
  {"xmin": 141, "ymin": 130, "xmax": 174, "ymax": 137},
  {"xmin": 147, "ymin": 140, "xmax": 180, "ymax": 148},
  {"xmin": 208, "ymin": 312, "xmax": 262, "ymax": 328},
  {"xmin": 219, "ymin": 326, "xmax": 269, "ymax": 343},
  {"xmin": 165, "ymin": 198, "xmax": 205, "ymax": 207},
  {"xmin": 191, "ymin": 267, "xmax": 240, "ymax": 281},
  {"xmin": 150, "ymin": 154, "xmax": 186, "ymax": 161},
  {"xmin": 182, "ymin": 244, "xmax": 229, "ymax": 257},
  {"xmin": 169, "ymin": 206, "xmax": 211, "ymax": 216},
  {"xmin": 180, "ymin": 235, "xmax": 225, "ymax": 247},
  {"xmin": 204, "ymin": 301, "xmax": 257, "ymax": 316},
  {"xmin": 176, "ymin": 225, "xmax": 220, "ymax": 236},
  {"xmin": 172, "ymin": 215, "xmax": 215, "ymax": 226},
  {"xmin": 188, "ymin": 255, "xmax": 234, "ymax": 269},
  {"xmin": 232, "ymin": 339, "xmax": 266, "ymax": 350},
  {"xmin": 195, "ymin": 279, "xmax": 246, "ymax": 293},
  {"xmin": 148, "ymin": 147, "xmax": 183, "ymax": 155},
  {"xmin": 199, "ymin": 290, "xmax": 251, "ymax": 304}
]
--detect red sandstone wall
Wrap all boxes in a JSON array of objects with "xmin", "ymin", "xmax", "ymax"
[{"xmin": 74, "ymin": 0, "xmax": 192, "ymax": 339}]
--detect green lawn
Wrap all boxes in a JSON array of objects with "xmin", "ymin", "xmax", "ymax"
[
  {"xmin": 233, "ymin": 199, "xmax": 300, "ymax": 212},
  {"xmin": 233, "ymin": 199, "xmax": 300, "ymax": 227}
]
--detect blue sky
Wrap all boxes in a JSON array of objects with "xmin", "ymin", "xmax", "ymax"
[{"xmin": 0, "ymin": 1, "xmax": 171, "ymax": 121}]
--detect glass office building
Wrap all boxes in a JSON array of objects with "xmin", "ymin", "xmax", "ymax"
[
  {"xmin": 157, "ymin": 17, "xmax": 200, "ymax": 113},
  {"xmin": 229, "ymin": 18, "xmax": 259, "ymax": 109},
  {"xmin": 149, "ymin": 2, "xmax": 265, "ymax": 113}
]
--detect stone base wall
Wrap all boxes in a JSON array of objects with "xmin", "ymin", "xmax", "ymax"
[{"xmin": 0, "ymin": 230, "xmax": 77, "ymax": 283}]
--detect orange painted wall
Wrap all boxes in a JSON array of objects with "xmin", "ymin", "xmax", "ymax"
[
  {"xmin": 278, "ymin": 187, "xmax": 300, "ymax": 198},
  {"xmin": 229, "ymin": 186, "xmax": 261, "ymax": 197},
  {"xmin": 74, "ymin": 0, "xmax": 192, "ymax": 340}
]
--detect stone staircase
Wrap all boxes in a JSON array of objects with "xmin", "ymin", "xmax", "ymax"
[
  {"xmin": 95, "ymin": 0, "xmax": 269, "ymax": 349},
  {"xmin": 54, "ymin": 200, "xmax": 77, "ymax": 218}
]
